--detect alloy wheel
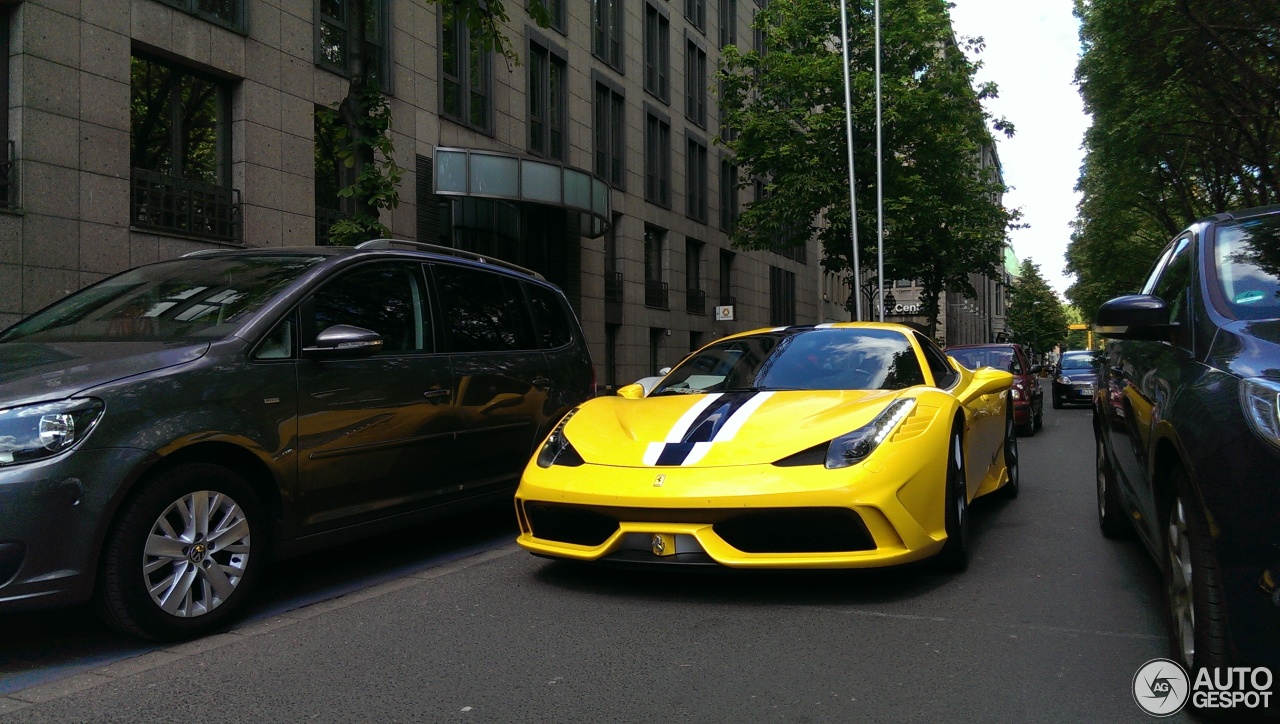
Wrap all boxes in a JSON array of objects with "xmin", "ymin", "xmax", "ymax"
[
  {"xmin": 143, "ymin": 490, "xmax": 252, "ymax": 618},
  {"xmin": 1167, "ymin": 497, "xmax": 1195, "ymax": 666}
]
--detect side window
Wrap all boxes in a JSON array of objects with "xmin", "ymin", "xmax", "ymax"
[
  {"xmin": 526, "ymin": 283, "xmax": 574, "ymax": 349},
  {"xmin": 1150, "ymin": 236, "xmax": 1193, "ymax": 323},
  {"xmin": 254, "ymin": 317, "xmax": 295, "ymax": 360},
  {"xmin": 1009, "ymin": 351, "xmax": 1024, "ymax": 375},
  {"xmin": 309, "ymin": 263, "xmax": 428, "ymax": 353},
  {"xmin": 433, "ymin": 265, "xmax": 534, "ymax": 352},
  {"xmin": 914, "ymin": 333, "xmax": 958, "ymax": 389}
]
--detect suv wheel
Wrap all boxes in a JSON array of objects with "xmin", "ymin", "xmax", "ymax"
[{"xmin": 95, "ymin": 463, "xmax": 265, "ymax": 640}]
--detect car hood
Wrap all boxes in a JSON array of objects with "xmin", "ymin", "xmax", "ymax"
[
  {"xmin": 564, "ymin": 388, "xmax": 909, "ymax": 468},
  {"xmin": 0, "ymin": 341, "xmax": 211, "ymax": 406},
  {"xmin": 1058, "ymin": 370, "xmax": 1097, "ymax": 383}
]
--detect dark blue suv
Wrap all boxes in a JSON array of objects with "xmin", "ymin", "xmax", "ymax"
[
  {"xmin": 0, "ymin": 240, "xmax": 593, "ymax": 639},
  {"xmin": 1094, "ymin": 205, "xmax": 1280, "ymax": 676}
]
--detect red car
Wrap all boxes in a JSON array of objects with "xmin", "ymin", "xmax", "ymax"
[{"xmin": 945, "ymin": 343, "xmax": 1044, "ymax": 435}]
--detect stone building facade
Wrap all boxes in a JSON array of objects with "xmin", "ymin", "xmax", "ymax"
[{"xmin": 0, "ymin": 0, "xmax": 824, "ymax": 390}]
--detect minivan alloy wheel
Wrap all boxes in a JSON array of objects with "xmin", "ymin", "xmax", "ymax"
[
  {"xmin": 1167, "ymin": 497, "xmax": 1195, "ymax": 665},
  {"xmin": 144, "ymin": 490, "xmax": 252, "ymax": 617}
]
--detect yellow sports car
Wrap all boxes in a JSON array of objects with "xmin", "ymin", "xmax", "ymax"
[{"xmin": 515, "ymin": 323, "xmax": 1017, "ymax": 571}]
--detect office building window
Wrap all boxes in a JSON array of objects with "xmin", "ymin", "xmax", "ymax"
[
  {"xmin": 649, "ymin": 327, "xmax": 665, "ymax": 375},
  {"xmin": 690, "ymin": 330, "xmax": 704, "ymax": 352},
  {"xmin": 592, "ymin": 0, "xmax": 623, "ymax": 70},
  {"xmin": 719, "ymin": 0, "xmax": 736, "ymax": 48},
  {"xmin": 316, "ymin": 0, "xmax": 390, "ymax": 90},
  {"xmin": 529, "ymin": 42, "xmax": 567, "ymax": 160},
  {"xmin": 770, "ymin": 266, "xmax": 796, "ymax": 326},
  {"xmin": 720, "ymin": 159, "xmax": 739, "ymax": 231},
  {"xmin": 686, "ymin": 137, "xmax": 708, "ymax": 223},
  {"xmin": 645, "ymin": 112, "xmax": 671, "ymax": 207},
  {"xmin": 158, "ymin": 0, "xmax": 245, "ymax": 32},
  {"xmin": 685, "ymin": 39, "xmax": 707, "ymax": 127},
  {"xmin": 685, "ymin": 238, "xmax": 706, "ymax": 315},
  {"xmin": 644, "ymin": 224, "xmax": 669, "ymax": 309},
  {"xmin": 441, "ymin": 2, "xmax": 491, "ymax": 132},
  {"xmin": 685, "ymin": 0, "xmax": 706, "ymax": 34},
  {"xmin": 130, "ymin": 54, "xmax": 239, "ymax": 242},
  {"xmin": 719, "ymin": 249, "xmax": 734, "ymax": 305},
  {"xmin": 539, "ymin": 0, "xmax": 566, "ymax": 34},
  {"xmin": 593, "ymin": 83, "xmax": 625, "ymax": 187},
  {"xmin": 644, "ymin": 4, "xmax": 670, "ymax": 103}
]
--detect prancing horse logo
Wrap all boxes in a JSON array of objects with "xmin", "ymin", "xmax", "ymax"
[{"xmin": 653, "ymin": 474, "xmax": 665, "ymax": 487}]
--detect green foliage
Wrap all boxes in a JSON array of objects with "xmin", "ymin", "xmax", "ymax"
[
  {"xmin": 1067, "ymin": 0, "xmax": 1280, "ymax": 320},
  {"xmin": 717, "ymin": 0, "xmax": 1019, "ymax": 334},
  {"xmin": 317, "ymin": 81, "xmax": 403, "ymax": 246},
  {"xmin": 1007, "ymin": 260, "xmax": 1068, "ymax": 354}
]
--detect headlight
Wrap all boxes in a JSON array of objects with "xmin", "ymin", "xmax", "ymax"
[
  {"xmin": 1011, "ymin": 388, "xmax": 1022, "ymax": 400},
  {"xmin": 825, "ymin": 399, "xmax": 916, "ymax": 469},
  {"xmin": 1241, "ymin": 378, "xmax": 1280, "ymax": 448},
  {"xmin": 1056, "ymin": 375, "xmax": 1070, "ymax": 384},
  {"xmin": 536, "ymin": 408, "xmax": 584, "ymax": 468},
  {"xmin": 0, "ymin": 398, "xmax": 105, "ymax": 466}
]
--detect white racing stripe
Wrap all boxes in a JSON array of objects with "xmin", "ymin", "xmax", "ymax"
[
  {"xmin": 664, "ymin": 393, "xmax": 723, "ymax": 442},
  {"xmin": 709, "ymin": 391, "xmax": 775, "ymax": 442}
]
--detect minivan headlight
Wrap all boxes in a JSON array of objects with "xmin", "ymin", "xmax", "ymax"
[
  {"xmin": 1241, "ymin": 378, "xmax": 1280, "ymax": 448},
  {"xmin": 0, "ymin": 398, "xmax": 105, "ymax": 466},
  {"xmin": 825, "ymin": 399, "xmax": 916, "ymax": 469},
  {"xmin": 536, "ymin": 408, "xmax": 584, "ymax": 468}
]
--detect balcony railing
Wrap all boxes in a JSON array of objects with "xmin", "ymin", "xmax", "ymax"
[
  {"xmin": 132, "ymin": 169, "xmax": 242, "ymax": 243},
  {"xmin": 0, "ymin": 140, "xmax": 14, "ymax": 209},
  {"xmin": 605, "ymin": 270, "xmax": 624, "ymax": 303},
  {"xmin": 645, "ymin": 279, "xmax": 669, "ymax": 310},
  {"xmin": 686, "ymin": 287, "xmax": 706, "ymax": 315},
  {"xmin": 316, "ymin": 206, "xmax": 348, "ymax": 246}
]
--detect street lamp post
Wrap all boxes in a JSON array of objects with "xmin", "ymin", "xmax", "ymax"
[
  {"xmin": 838, "ymin": 0, "xmax": 862, "ymax": 321},
  {"xmin": 874, "ymin": 0, "xmax": 884, "ymax": 323}
]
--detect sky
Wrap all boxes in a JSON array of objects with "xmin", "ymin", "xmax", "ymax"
[{"xmin": 947, "ymin": 0, "xmax": 1089, "ymax": 298}]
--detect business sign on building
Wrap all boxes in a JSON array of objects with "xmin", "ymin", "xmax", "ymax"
[
  {"xmin": 715, "ymin": 305, "xmax": 735, "ymax": 321},
  {"xmin": 884, "ymin": 302, "xmax": 922, "ymax": 316}
]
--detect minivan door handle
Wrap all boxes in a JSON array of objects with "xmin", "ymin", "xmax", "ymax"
[
  {"xmin": 532, "ymin": 377, "xmax": 553, "ymax": 389},
  {"xmin": 423, "ymin": 388, "xmax": 452, "ymax": 401}
]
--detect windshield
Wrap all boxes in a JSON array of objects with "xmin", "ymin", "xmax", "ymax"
[
  {"xmin": 1213, "ymin": 214, "xmax": 1280, "ymax": 321},
  {"xmin": 0, "ymin": 255, "xmax": 324, "ymax": 343},
  {"xmin": 651, "ymin": 328, "xmax": 925, "ymax": 395},
  {"xmin": 948, "ymin": 347, "xmax": 1016, "ymax": 373},
  {"xmin": 1059, "ymin": 353, "xmax": 1097, "ymax": 371}
]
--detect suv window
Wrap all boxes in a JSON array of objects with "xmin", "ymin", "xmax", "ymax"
[
  {"xmin": 915, "ymin": 333, "xmax": 958, "ymax": 389},
  {"xmin": 433, "ymin": 265, "xmax": 533, "ymax": 353},
  {"xmin": 526, "ymin": 283, "xmax": 574, "ymax": 349},
  {"xmin": 309, "ymin": 263, "xmax": 428, "ymax": 354}
]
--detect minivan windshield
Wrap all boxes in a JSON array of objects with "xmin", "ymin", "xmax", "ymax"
[
  {"xmin": 651, "ymin": 328, "xmax": 926, "ymax": 395},
  {"xmin": 1059, "ymin": 353, "xmax": 1098, "ymax": 371},
  {"xmin": 0, "ymin": 255, "xmax": 324, "ymax": 343},
  {"xmin": 1213, "ymin": 214, "xmax": 1280, "ymax": 321}
]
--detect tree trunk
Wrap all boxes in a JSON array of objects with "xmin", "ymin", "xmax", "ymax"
[{"xmin": 339, "ymin": 0, "xmax": 376, "ymax": 222}]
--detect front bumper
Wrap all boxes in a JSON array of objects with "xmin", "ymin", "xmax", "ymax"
[
  {"xmin": 0, "ymin": 446, "xmax": 155, "ymax": 611},
  {"xmin": 515, "ymin": 452, "xmax": 953, "ymax": 569}
]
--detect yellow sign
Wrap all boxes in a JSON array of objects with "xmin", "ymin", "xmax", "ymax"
[{"xmin": 1068, "ymin": 324, "xmax": 1089, "ymax": 330}]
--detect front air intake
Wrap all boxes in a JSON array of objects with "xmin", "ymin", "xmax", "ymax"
[{"xmin": 713, "ymin": 508, "xmax": 875, "ymax": 553}]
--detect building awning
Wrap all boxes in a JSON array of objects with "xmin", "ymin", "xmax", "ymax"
[{"xmin": 433, "ymin": 147, "xmax": 611, "ymax": 238}]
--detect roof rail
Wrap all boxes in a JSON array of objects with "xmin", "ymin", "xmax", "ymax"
[
  {"xmin": 355, "ymin": 238, "xmax": 545, "ymax": 280},
  {"xmin": 181, "ymin": 249, "xmax": 226, "ymax": 258}
]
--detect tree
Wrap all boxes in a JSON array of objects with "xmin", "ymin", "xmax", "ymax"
[
  {"xmin": 1007, "ymin": 260, "xmax": 1068, "ymax": 355},
  {"xmin": 320, "ymin": 0, "xmax": 551, "ymax": 245},
  {"xmin": 718, "ymin": 0, "xmax": 1018, "ymax": 336},
  {"xmin": 1066, "ymin": 0, "xmax": 1280, "ymax": 319}
]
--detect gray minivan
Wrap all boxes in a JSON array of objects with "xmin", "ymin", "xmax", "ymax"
[{"xmin": 0, "ymin": 240, "xmax": 593, "ymax": 639}]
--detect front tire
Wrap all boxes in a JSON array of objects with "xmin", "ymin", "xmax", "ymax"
[
  {"xmin": 1165, "ymin": 472, "xmax": 1228, "ymax": 674},
  {"xmin": 935, "ymin": 425, "xmax": 970, "ymax": 571},
  {"xmin": 998, "ymin": 401, "xmax": 1020, "ymax": 499},
  {"xmin": 95, "ymin": 463, "xmax": 266, "ymax": 640},
  {"xmin": 1096, "ymin": 436, "xmax": 1128, "ymax": 538}
]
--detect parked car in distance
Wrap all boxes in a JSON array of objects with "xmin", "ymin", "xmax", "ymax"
[
  {"xmin": 1051, "ymin": 350, "xmax": 1099, "ymax": 409},
  {"xmin": 0, "ymin": 240, "xmax": 594, "ymax": 639},
  {"xmin": 1094, "ymin": 204, "xmax": 1280, "ymax": 675},
  {"xmin": 946, "ymin": 343, "xmax": 1043, "ymax": 435}
]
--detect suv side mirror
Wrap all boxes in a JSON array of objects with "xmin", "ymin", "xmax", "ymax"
[
  {"xmin": 1095, "ymin": 294, "xmax": 1174, "ymax": 341},
  {"xmin": 1030, "ymin": 364, "xmax": 1043, "ymax": 375},
  {"xmin": 303, "ymin": 324, "xmax": 384, "ymax": 359}
]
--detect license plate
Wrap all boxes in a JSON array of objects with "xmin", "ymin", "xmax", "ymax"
[{"xmin": 1080, "ymin": 386, "xmax": 1094, "ymax": 394}]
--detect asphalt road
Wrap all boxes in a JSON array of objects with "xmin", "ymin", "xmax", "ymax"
[{"xmin": 0, "ymin": 402, "xmax": 1191, "ymax": 722}]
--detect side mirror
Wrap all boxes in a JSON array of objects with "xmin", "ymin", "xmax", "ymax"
[
  {"xmin": 658, "ymin": 366, "xmax": 672, "ymax": 375},
  {"xmin": 302, "ymin": 324, "xmax": 384, "ymax": 359},
  {"xmin": 958, "ymin": 367, "xmax": 1014, "ymax": 405},
  {"xmin": 1095, "ymin": 294, "xmax": 1174, "ymax": 340},
  {"xmin": 1030, "ymin": 364, "xmax": 1043, "ymax": 375},
  {"xmin": 616, "ymin": 383, "xmax": 645, "ymax": 399}
]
